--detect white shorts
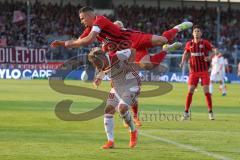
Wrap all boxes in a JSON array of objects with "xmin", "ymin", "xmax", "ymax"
[
  {"xmin": 106, "ymin": 76, "xmax": 141, "ymax": 110},
  {"xmin": 210, "ymin": 72, "xmax": 225, "ymax": 82}
]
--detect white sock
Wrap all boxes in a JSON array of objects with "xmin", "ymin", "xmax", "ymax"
[
  {"xmin": 121, "ymin": 111, "xmax": 135, "ymax": 132},
  {"xmin": 104, "ymin": 114, "xmax": 114, "ymax": 142},
  {"xmin": 209, "ymin": 82, "xmax": 213, "ymax": 94}
]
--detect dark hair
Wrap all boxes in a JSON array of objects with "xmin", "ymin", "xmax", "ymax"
[
  {"xmin": 79, "ymin": 6, "xmax": 94, "ymax": 14},
  {"xmin": 192, "ymin": 25, "xmax": 202, "ymax": 31}
]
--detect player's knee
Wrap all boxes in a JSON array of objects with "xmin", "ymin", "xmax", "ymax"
[
  {"xmin": 189, "ymin": 86, "xmax": 196, "ymax": 93},
  {"xmin": 104, "ymin": 105, "xmax": 115, "ymax": 114},
  {"xmin": 118, "ymin": 104, "xmax": 128, "ymax": 115},
  {"xmin": 203, "ymin": 86, "xmax": 209, "ymax": 93},
  {"xmin": 189, "ymin": 89, "xmax": 195, "ymax": 93},
  {"xmin": 151, "ymin": 35, "xmax": 167, "ymax": 46}
]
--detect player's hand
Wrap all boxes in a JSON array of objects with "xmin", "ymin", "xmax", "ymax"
[
  {"xmin": 50, "ymin": 40, "xmax": 64, "ymax": 48},
  {"xmin": 93, "ymin": 78, "xmax": 102, "ymax": 88},
  {"xmin": 204, "ymin": 56, "xmax": 211, "ymax": 62},
  {"xmin": 179, "ymin": 62, "xmax": 184, "ymax": 68}
]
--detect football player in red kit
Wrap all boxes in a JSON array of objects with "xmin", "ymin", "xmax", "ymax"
[
  {"xmin": 180, "ymin": 25, "xmax": 216, "ymax": 120},
  {"xmin": 51, "ymin": 6, "xmax": 191, "ymax": 69}
]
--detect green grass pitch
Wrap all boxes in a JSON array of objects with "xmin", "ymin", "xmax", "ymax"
[{"xmin": 0, "ymin": 79, "xmax": 239, "ymax": 160}]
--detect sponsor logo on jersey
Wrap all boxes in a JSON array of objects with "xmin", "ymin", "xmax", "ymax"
[{"xmin": 191, "ymin": 52, "xmax": 204, "ymax": 56}]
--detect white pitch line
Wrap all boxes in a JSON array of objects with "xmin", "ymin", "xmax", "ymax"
[{"xmin": 140, "ymin": 131, "xmax": 232, "ymax": 160}]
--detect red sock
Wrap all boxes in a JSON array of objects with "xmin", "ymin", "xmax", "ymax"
[
  {"xmin": 205, "ymin": 92, "xmax": 212, "ymax": 112},
  {"xmin": 185, "ymin": 92, "xmax": 193, "ymax": 112},
  {"xmin": 131, "ymin": 103, "xmax": 138, "ymax": 118},
  {"xmin": 150, "ymin": 51, "xmax": 167, "ymax": 65},
  {"xmin": 162, "ymin": 28, "xmax": 178, "ymax": 43}
]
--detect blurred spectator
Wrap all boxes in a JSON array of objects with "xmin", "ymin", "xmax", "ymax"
[
  {"xmin": 0, "ymin": 1, "xmax": 85, "ymax": 48},
  {"xmin": 0, "ymin": 1, "xmax": 240, "ymax": 60}
]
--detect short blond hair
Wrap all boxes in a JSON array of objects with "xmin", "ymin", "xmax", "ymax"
[{"xmin": 114, "ymin": 20, "xmax": 124, "ymax": 28}]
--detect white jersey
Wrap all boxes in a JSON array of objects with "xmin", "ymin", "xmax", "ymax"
[
  {"xmin": 100, "ymin": 49, "xmax": 141, "ymax": 107},
  {"xmin": 222, "ymin": 58, "xmax": 228, "ymax": 74},
  {"xmin": 211, "ymin": 55, "xmax": 225, "ymax": 75},
  {"xmin": 103, "ymin": 49, "xmax": 137, "ymax": 81}
]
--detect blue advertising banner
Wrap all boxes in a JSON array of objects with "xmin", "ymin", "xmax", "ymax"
[
  {"xmin": 0, "ymin": 69, "xmax": 54, "ymax": 79},
  {"xmin": 0, "ymin": 68, "xmax": 239, "ymax": 83}
]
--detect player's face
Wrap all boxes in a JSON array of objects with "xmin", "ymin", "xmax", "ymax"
[
  {"xmin": 79, "ymin": 12, "xmax": 94, "ymax": 27},
  {"xmin": 192, "ymin": 28, "xmax": 202, "ymax": 39}
]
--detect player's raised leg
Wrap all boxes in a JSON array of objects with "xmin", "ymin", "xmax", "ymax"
[
  {"xmin": 150, "ymin": 42, "xmax": 182, "ymax": 67},
  {"xmin": 151, "ymin": 22, "xmax": 193, "ymax": 46},
  {"xmin": 174, "ymin": 22, "xmax": 194, "ymax": 32}
]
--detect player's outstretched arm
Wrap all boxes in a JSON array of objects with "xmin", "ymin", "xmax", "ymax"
[
  {"xmin": 65, "ymin": 31, "xmax": 98, "ymax": 48},
  {"xmin": 50, "ymin": 31, "xmax": 98, "ymax": 49},
  {"xmin": 50, "ymin": 40, "xmax": 66, "ymax": 48}
]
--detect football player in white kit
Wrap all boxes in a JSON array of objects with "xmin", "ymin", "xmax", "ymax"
[
  {"xmin": 210, "ymin": 51, "xmax": 227, "ymax": 96},
  {"xmin": 88, "ymin": 47, "xmax": 140, "ymax": 149}
]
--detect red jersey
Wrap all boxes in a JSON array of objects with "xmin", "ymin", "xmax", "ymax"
[
  {"xmin": 80, "ymin": 16, "xmax": 143, "ymax": 50},
  {"xmin": 185, "ymin": 39, "xmax": 213, "ymax": 73}
]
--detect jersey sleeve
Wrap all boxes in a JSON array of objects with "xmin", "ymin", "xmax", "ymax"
[
  {"xmin": 184, "ymin": 41, "xmax": 191, "ymax": 53},
  {"xmin": 91, "ymin": 26, "xmax": 101, "ymax": 33},
  {"xmin": 92, "ymin": 16, "xmax": 108, "ymax": 33},
  {"xmin": 80, "ymin": 27, "xmax": 91, "ymax": 39},
  {"xmin": 204, "ymin": 40, "xmax": 214, "ymax": 51},
  {"xmin": 116, "ymin": 49, "xmax": 131, "ymax": 61}
]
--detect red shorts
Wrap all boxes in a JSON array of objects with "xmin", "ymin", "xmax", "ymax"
[
  {"xmin": 188, "ymin": 72, "xmax": 210, "ymax": 86},
  {"xmin": 135, "ymin": 48, "xmax": 148, "ymax": 63},
  {"xmin": 131, "ymin": 33, "xmax": 153, "ymax": 49},
  {"xmin": 130, "ymin": 33, "xmax": 153, "ymax": 63}
]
